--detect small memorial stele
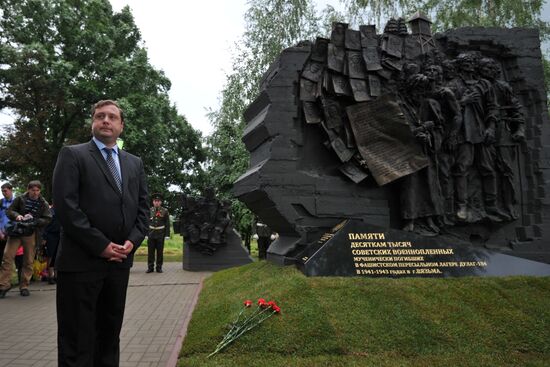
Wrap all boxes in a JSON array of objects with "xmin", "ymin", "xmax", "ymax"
[
  {"xmin": 175, "ymin": 191, "xmax": 253, "ymax": 271},
  {"xmin": 297, "ymin": 219, "xmax": 550, "ymax": 277},
  {"xmin": 183, "ymin": 228, "xmax": 252, "ymax": 272}
]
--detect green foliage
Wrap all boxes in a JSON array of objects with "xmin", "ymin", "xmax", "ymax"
[
  {"xmin": 343, "ymin": 0, "xmax": 550, "ymax": 38},
  {"xmin": 181, "ymin": 262, "xmax": 550, "ymax": 366},
  {"xmin": 0, "ymin": 0, "xmax": 205, "ymax": 197},
  {"xmin": 134, "ymin": 233, "xmax": 184, "ymax": 262}
]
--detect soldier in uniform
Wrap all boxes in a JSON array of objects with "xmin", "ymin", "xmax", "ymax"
[
  {"xmin": 253, "ymin": 217, "xmax": 273, "ymax": 260},
  {"xmin": 147, "ymin": 193, "xmax": 170, "ymax": 273}
]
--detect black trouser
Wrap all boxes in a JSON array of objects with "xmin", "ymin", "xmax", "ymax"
[
  {"xmin": 0, "ymin": 238, "xmax": 6, "ymax": 265},
  {"xmin": 147, "ymin": 237, "xmax": 164, "ymax": 270},
  {"xmin": 57, "ymin": 267, "xmax": 130, "ymax": 367},
  {"xmin": 257, "ymin": 236, "xmax": 271, "ymax": 260}
]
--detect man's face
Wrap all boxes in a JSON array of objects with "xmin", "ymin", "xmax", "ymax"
[
  {"xmin": 92, "ymin": 104, "xmax": 124, "ymax": 145},
  {"xmin": 1, "ymin": 187, "xmax": 12, "ymax": 200},
  {"xmin": 457, "ymin": 55, "xmax": 475, "ymax": 73},
  {"xmin": 425, "ymin": 65, "xmax": 442, "ymax": 82},
  {"xmin": 478, "ymin": 63, "xmax": 493, "ymax": 79},
  {"xmin": 153, "ymin": 199, "xmax": 162, "ymax": 208},
  {"xmin": 27, "ymin": 187, "xmax": 40, "ymax": 200}
]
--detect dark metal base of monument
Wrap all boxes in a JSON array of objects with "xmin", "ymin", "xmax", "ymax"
[
  {"xmin": 182, "ymin": 229, "xmax": 253, "ymax": 271},
  {"xmin": 296, "ymin": 219, "xmax": 550, "ymax": 277},
  {"xmin": 266, "ymin": 235, "xmax": 306, "ymax": 266}
]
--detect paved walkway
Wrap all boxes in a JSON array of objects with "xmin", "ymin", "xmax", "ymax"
[{"xmin": 0, "ymin": 262, "xmax": 210, "ymax": 367}]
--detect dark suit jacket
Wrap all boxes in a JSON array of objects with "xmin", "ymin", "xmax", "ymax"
[{"xmin": 52, "ymin": 140, "xmax": 149, "ymax": 272}]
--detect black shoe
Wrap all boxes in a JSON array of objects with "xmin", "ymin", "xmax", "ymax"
[
  {"xmin": 20, "ymin": 289, "xmax": 30, "ymax": 297},
  {"xmin": 156, "ymin": 268, "xmax": 163, "ymax": 273},
  {"xmin": 48, "ymin": 277, "xmax": 56, "ymax": 285},
  {"xmin": 0, "ymin": 286, "xmax": 12, "ymax": 299},
  {"xmin": 146, "ymin": 269, "xmax": 154, "ymax": 273}
]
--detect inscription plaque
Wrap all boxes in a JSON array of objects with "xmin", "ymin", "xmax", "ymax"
[
  {"xmin": 328, "ymin": 44, "xmax": 345, "ymax": 72},
  {"xmin": 345, "ymin": 29, "xmax": 362, "ymax": 50},
  {"xmin": 347, "ymin": 51, "xmax": 367, "ymax": 78},
  {"xmin": 302, "ymin": 61, "xmax": 324, "ymax": 82},
  {"xmin": 299, "ymin": 78, "xmax": 317, "ymax": 101},
  {"xmin": 349, "ymin": 79, "xmax": 370, "ymax": 102},
  {"xmin": 363, "ymin": 47, "xmax": 382, "ymax": 71},
  {"xmin": 297, "ymin": 220, "xmax": 550, "ymax": 277}
]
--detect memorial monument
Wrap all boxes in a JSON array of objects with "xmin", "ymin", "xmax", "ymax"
[
  {"xmin": 175, "ymin": 188, "xmax": 252, "ymax": 271},
  {"xmin": 232, "ymin": 14, "xmax": 550, "ymax": 277}
]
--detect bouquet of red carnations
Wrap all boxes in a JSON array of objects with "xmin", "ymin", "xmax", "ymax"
[{"xmin": 208, "ymin": 298, "xmax": 281, "ymax": 357}]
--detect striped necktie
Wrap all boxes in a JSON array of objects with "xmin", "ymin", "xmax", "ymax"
[{"xmin": 104, "ymin": 148, "xmax": 122, "ymax": 193}]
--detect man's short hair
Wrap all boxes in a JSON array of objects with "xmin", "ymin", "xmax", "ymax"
[
  {"xmin": 1, "ymin": 183, "xmax": 12, "ymax": 190},
  {"xmin": 91, "ymin": 100, "xmax": 124, "ymax": 122},
  {"xmin": 27, "ymin": 180, "xmax": 42, "ymax": 189}
]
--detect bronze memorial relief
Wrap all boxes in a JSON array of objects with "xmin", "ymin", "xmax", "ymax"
[{"xmin": 232, "ymin": 13, "xmax": 550, "ymax": 277}]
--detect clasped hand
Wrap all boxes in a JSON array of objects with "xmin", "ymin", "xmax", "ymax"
[
  {"xmin": 100, "ymin": 240, "xmax": 134, "ymax": 262},
  {"xmin": 15, "ymin": 213, "xmax": 33, "ymax": 221},
  {"xmin": 461, "ymin": 90, "xmax": 480, "ymax": 105}
]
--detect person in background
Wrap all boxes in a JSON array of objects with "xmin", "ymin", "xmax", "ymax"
[
  {"xmin": 253, "ymin": 217, "xmax": 274, "ymax": 260},
  {"xmin": 0, "ymin": 180, "xmax": 51, "ymax": 298},
  {"xmin": 0, "ymin": 182, "xmax": 15, "ymax": 265},
  {"xmin": 147, "ymin": 193, "xmax": 170, "ymax": 273}
]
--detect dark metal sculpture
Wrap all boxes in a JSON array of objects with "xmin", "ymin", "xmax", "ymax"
[
  {"xmin": 232, "ymin": 14, "xmax": 549, "ymax": 267},
  {"xmin": 299, "ymin": 16, "xmax": 527, "ymax": 235},
  {"xmin": 180, "ymin": 188, "xmax": 232, "ymax": 255},
  {"xmin": 177, "ymin": 189, "xmax": 252, "ymax": 271}
]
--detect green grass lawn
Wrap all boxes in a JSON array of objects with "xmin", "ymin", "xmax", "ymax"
[
  {"xmin": 6, "ymin": 235, "xmax": 188, "ymax": 285},
  {"xmin": 7, "ymin": 236, "xmax": 258, "ymax": 285},
  {"xmin": 180, "ymin": 261, "xmax": 550, "ymax": 367},
  {"xmin": 134, "ymin": 235, "xmax": 258, "ymax": 263},
  {"xmin": 134, "ymin": 234, "xmax": 186, "ymax": 262}
]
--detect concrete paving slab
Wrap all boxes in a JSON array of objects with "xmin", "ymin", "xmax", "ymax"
[{"xmin": 0, "ymin": 262, "xmax": 210, "ymax": 367}]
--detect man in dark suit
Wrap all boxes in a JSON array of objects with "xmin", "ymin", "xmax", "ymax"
[{"xmin": 53, "ymin": 100, "xmax": 149, "ymax": 367}]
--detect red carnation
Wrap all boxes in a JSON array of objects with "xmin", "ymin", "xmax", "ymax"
[{"xmin": 209, "ymin": 297, "xmax": 282, "ymax": 357}]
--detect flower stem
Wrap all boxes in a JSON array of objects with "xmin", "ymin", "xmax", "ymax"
[{"xmin": 208, "ymin": 309, "xmax": 276, "ymax": 358}]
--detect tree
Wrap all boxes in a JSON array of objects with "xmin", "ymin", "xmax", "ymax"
[
  {"xmin": 206, "ymin": 0, "xmax": 322, "ymax": 239},
  {"xmin": 341, "ymin": 0, "xmax": 549, "ymax": 35},
  {"xmin": 0, "ymin": 0, "xmax": 205, "ymax": 198}
]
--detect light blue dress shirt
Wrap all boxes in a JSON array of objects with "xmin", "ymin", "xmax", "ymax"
[{"xmin": 92, "ymin": 137, "xmax": 123, "ymax": 184}]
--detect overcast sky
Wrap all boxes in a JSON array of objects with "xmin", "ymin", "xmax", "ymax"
[
  {"xmin": 107, "ymin": 0, "xmax": 343, "ymax": 136},
  {"xmin": 108, "ymin": 0, "xmax": 550, "ymax": 136},
  {"xmin": 1, "ymin": 1, "xmax": 549, "ymax": 136},
  {"xmin": 108, "ymin": 0, "xmax": 249, "ymax": 136}
]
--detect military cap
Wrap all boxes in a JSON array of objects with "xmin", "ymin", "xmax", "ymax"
[{"xmin": 151, "ymin": 193, "xmax": 163, "ymax": 201}]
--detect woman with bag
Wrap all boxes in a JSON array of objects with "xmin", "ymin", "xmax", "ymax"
[{"xmin": 0, "ymin": 180, "xmax": 51, "ymax": 298}]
